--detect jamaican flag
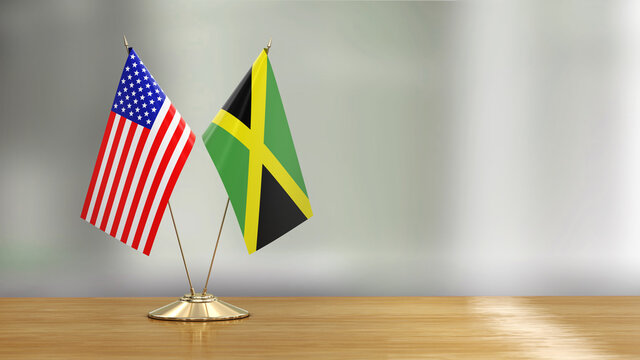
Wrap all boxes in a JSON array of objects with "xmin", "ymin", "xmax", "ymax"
[{"xmin": 203, "ymin": 49, "xmax": 312, "ymax": 253}]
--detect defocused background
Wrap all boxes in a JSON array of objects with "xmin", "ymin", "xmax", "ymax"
[{"xmin": 1, "ymin": 1, "xmax": 639, "ymax": 296}]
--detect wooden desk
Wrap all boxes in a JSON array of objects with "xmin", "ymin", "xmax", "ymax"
[{"xmin": 1, "ymin": 297, "xmax": 639, "ymax": 359}]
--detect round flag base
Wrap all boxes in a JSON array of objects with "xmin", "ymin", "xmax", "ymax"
[{"xmin": 148, "ymin": 292, "xmax": 249, "ymax": 321}]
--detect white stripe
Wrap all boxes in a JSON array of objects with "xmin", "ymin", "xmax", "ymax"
[
  {"xmin": 128, "ymin": 108, "xmax": 182, "ymax": 244},
  {"xmin": 85, "ymin": 114, "xmax": 120, "ymax": 223},
  {"xmin": 105, "ymin": 125, "xmax": 143, "ymax": 235},
  {"xmin": 139, "ymin": 121, "xmax": 192, "ymax": 250},
  {"xmin": 116, "ymin": 99, "xmax": 171, "ymax": 243},
  {"xmin": 94, "ymin": 120, "xmax": 131, "ymax": 227}
]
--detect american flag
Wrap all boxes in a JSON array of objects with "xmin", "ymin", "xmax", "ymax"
[{"xmin": 81, "ymin": 48, "xmax": 195, "ymax": 255}]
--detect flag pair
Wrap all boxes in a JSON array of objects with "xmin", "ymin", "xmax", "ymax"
[{"xmin": 81, "ymin": 47, "xmax": 312, "ymax": 255}]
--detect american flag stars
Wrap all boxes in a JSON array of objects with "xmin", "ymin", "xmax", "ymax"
[{"xmin": 111, "ymin": 49, "xmax": 165, "ymax": 129}]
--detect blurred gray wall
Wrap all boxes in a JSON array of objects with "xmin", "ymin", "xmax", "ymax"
[{"xmin": 1, "ymin": 0, "xmax": 639, "ymax": 296}]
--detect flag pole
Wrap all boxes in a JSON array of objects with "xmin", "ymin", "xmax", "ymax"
[
  {"xmin": 202, "ymin": 197, "xmax": 229, "ymax": 294},
  {"xmin": 200, "ymin": 38, "xmax": 271, "ymax": 295},
  {"xmin": 168, "ymin": 202, "xmax": 196, "ymax": 296},
  {"xmin": 123, "ymin": 34, "xmax": 195, "ymax": 296}
]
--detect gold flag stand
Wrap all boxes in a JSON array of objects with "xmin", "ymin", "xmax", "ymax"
[
  {"xmin": 121, "ymin": 35, "xmax": 253, "ymax": 321},
  {"xmin": 148, "ymin": 198, "xmax": 248, "ymax": 321},
  {"xmin": 147, "ymin": 292, "xmax": 249, "ymax": 321}
]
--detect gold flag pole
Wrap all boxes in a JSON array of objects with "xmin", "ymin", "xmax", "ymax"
[
  {"xmin": 202, "ymin": 197, "xmax": 230, "ymax": 295},
  {"xmin": 200, "ymin": 38, "xmax": 271, "ymax": 294},
  {"xmin": 168, "ymin": 202, "xmax": 196, "ymax": 296},
  {"xmin": 122, "ymin": 35, "xmax": 196, "ymax": 296}
]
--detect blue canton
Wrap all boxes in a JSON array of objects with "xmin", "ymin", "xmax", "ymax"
[{"xmin": 111, "ymin": 48, "xmax": 166, "ymax": 129}]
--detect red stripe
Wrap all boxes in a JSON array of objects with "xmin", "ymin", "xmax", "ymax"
[
  {"xmin": 89, "ymin": 115, "xmax": 125, "ymax": 225},
  {"xmin": 99, "ymin": 122, "xmax": 136, "ymax": 231},
  {"xmin": 81, "ymin": 112, "xmax": 116, "ymax": 220},
  {"xmin": 110, "ymin": 128, "xmax": 150, "ymax": 240},
  {"xmin": 122, "ymin": 105, "xmax": 176, "ymax": 248},
  {"xmin": 143, "ymin": 130, "xmax": 195, "ymax": 256},
  {"xmin": 131, "ymin": 119, "xmax": 186, "ymax": 247}
]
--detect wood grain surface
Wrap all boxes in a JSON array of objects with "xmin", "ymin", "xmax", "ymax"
[{"xmin": 0, "ymin": 297, "xmax": 639, "ymax": 359}]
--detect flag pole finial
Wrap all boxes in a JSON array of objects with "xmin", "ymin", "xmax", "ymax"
[
  {"xmin": 123, "ymin": 34, "xmax": 130, "ymax": 53},
  {"xmin": 265, "ymin": 37, "xmax": 272, "ymax": 55}
]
